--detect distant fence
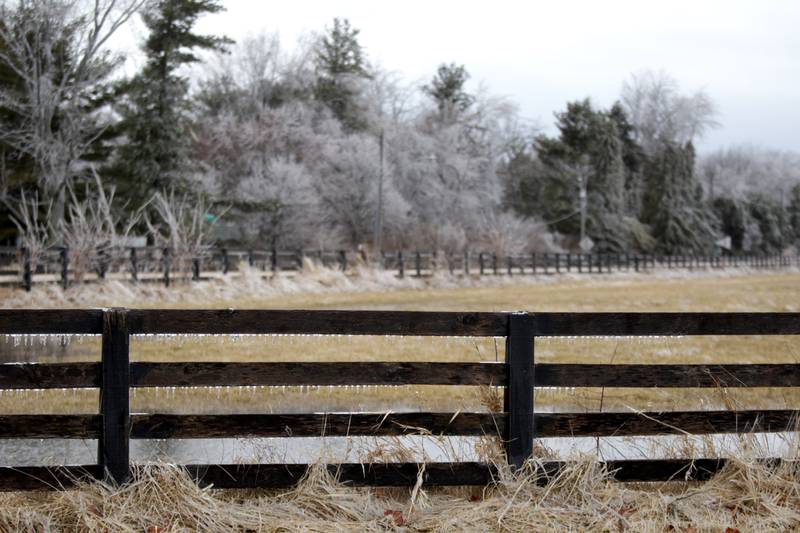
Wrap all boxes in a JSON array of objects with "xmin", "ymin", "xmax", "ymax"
[
  {"xmin": 1, "ymin": 246, "xmax": 797, "ymax": 291},
  {"xmin": 0, "ymin": 309, "xmax": 799, "ymax": 490}
]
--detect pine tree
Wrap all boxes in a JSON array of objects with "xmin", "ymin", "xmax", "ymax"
[
  {"xmin": 711, "ymin": 196, "xmax": 749, "ymax": 252},
  {"xmin": 608, "ymin": 102, "xmax": 645, "ymax": 216},
  {"xmin": 745, "ymin": 192, "xmax": 789, "ymax": 254},
  {"xmin": 529, "ymin": 99, "xmax": 649, "ymax": 252},
  {"xmin": 642, "ymin": 142, "xmax": 718, "ymax": 254},
  {"xmin": 423, "ymin": 63, "xmax": 474, "ymax": 124},
  {"xmin": 789, "ymin": 184, "xmax": 800, "ymax": 246},
  {"xmin": 313, "ymin": 18, "xmax": 370, "ymax": 131},
  {"xmin": 112, "ymin": 0, "xmax": 231, "ymax": 203}
]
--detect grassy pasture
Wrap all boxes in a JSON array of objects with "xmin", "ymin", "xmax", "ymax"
[{"xmin": 1, "ymin": 270, "xmax": 799, "ymax": 416}]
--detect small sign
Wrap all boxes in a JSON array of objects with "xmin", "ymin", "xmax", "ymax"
[
  {"xmin": 715, "ymin": 236, "xmax": 732, "ymax": 251},
  {"xmin": 579, "ymin": 236, "xmax": 594, "ymax": 252}
]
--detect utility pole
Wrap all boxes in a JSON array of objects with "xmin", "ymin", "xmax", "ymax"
[
  {"xmin": 372, "ymin": 129, "xmax": 385, "ymax": 260},
  {"xmin": 578, "ymin": 173, "xmax": 587, "ymax": 247}
]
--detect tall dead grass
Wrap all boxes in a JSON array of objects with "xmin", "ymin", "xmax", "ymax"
[{"xmin": 2, "ymin": 450, "xmax": 800, "ymax": 531}]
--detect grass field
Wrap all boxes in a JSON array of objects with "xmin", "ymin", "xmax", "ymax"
[
  {"xmin": 2, "ymin": 269, "xmax": 800, "ymax": 530},
  {"xmin": 1, "ymin": 269, "xmax": 799, "ymax": 415}
]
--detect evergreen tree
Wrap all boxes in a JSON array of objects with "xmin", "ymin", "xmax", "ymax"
[
  {"xmin": 789, "ymin": 183, "xmax": 800, "ymax": 246},
  {"xmin": 313, "ymin": 18, "xmax": 370, "ymax": 131},
  {"xmin": 500, "ymin": 145, "xmax": 545, "ymax": 217},
  {"xmin": 608, "ymin": 102, "xmax": 645, "ymax": 216},
  {"xmin": 423, "ymin": 63, "xmax": 474, "ymax": 124},
  {"xmin": 745, "ymin": 192, "xmax": 789, "ymax": 254},
  {"xmin": 711, "ymin": 197, "xmax": 749, "ymax": 252},
  {"xmin": 529, "ymin": 99, "xmax": 650, "ymax": 252},
  {"xmin": 642, "ymin": 142, "xmax": 718, "ymax": 254},
  {"xmin": 112, "ymin": 0, "xmax": 231, "ymax": 203}
]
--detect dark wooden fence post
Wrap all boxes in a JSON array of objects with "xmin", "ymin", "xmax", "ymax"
[
  {"xmin": 60, "ymin": 246, "xmax": 69, "ymax": 290},
  {"xmin": 531, "ymin": 252, "xmax": 536, "ymax": 275},
  {"xmin": 129, "ymin": 248, "xmax": 138, "ymax": 283},
  {"xmin": 221, "ymin": 248, "xmax": 229, "ymax": 275},
  {"xmin": 192, "ymin": 257, "xmax": 200, "ymax": 281},
  {"xmin": 415, "ymin": 251, "xmax": 422, "ymax": 277},
  {"xmin": 492, "ymin": 253, "xmax": 498, "ymax": 276},
  {"xmin": 566, "ymin": 253, "xmax": 572, "ymax": 273},
  {"xmin": 271, "ymin": 249, "xmax": 278, "ymax": 273},
  {"xmin": 505, "ymin": 312, "xmax": 534, "ymax": 470},
  {"xmin": 555, "ymin": 253, "xmax": 560, "ymax": 274},
  {"xmin": 339, "ymin": 250, "xmax": 347, "ymax": 272},
  {"xmin": 97, "ymin": 247, "xmax": 108, "ymax": 280},
  {"xmin": 162, "ymin": 248, "xmax": 171, "ymax": 287},
  {"xmin": 21, "ymin": 247, "xmax": 32, "ymax": 292},
  {"xmin": 398, "ymin": 251, "xmax": 404, "ymax": 278},
  {"xmin": 99, "ymin": 308, "xmax": 130, "ymax": 485},
  {"xmin": 479, "ymin": 252, "xmax": 485, "ymax": 275},
  {"xmin": 464, "ymin": 250, "xmax": 470, "ymax": 275}
]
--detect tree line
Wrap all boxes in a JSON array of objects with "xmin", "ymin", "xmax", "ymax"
[{"xmin": 1, "ymin": 0, "xmax": 799, "ymax": 261}]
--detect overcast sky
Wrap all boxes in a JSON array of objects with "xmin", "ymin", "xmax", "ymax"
[{"xmin": 116, "ymin": 0, "xmax": 800, "ymax": 153}]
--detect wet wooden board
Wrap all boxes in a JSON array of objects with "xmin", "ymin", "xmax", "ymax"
[
  {"xmin": 130, "ymin": 361, "xmax": 507, "ymax": 387},
  {"xmin": 535, "ymin": 363, "xmax": 800, "ymax": 388},
  {"xmin": 130, "ymin": 412, "xmax": 505, "ymax": 439}
]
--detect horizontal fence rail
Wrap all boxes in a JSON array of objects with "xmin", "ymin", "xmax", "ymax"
[
  {"xmin": 1, "ymin": 245, "xmax": 797, "ymax": 291},
  {"xmin": 0, "ymin": 309, "xmax": 798, "ymax": 490},
  {"xmin": 1, "ymin": 458, "xmax": 775, "ymax": 491}
]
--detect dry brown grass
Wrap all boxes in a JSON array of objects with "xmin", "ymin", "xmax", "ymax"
[{"xmin": 2, "ymin": 446, "xmax": 800, "ymax": 531}]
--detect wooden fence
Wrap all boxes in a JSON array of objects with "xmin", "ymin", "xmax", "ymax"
[
  {"xmin": 1, "ymin": 246, "xmax": 797, "ymax": 291},
  {"xmin": 0, "ymin": 309, "xmax": 799, "ymax": 491}
]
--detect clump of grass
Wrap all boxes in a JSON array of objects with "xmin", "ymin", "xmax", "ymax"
[{"xmin": 3, "ymin": 433, "xmax": 800, "ymax": 531}]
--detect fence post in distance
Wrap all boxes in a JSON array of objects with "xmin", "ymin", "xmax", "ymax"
[
  {"xmin": 21, "ymin": 247, "xmax": 32, "ymax": 292},
  {"xmin": 60, "ymin": 246, "xmax": 69, "ymax": 290}
]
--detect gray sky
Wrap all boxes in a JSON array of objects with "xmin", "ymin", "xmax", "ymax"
[{"xmin": 117, "ymin": 0, "xmax": 800, "ymax": 153}]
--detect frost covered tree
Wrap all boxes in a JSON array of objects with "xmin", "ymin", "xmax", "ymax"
[
  {"xmin": 698, "ymin": 145, "xmax": 800, "ymax": 202},
  {"xmin": 314, "ymin": 135, "xmax": 408, "ymax": 246},
  {"xmin": 621, "ymin": 70, "xmax": 719, "ymax": 156},
  {"xmin": 192, "ymin": 33, "xmax": 335, "ymax": 247},
  {"xmin": 111, "ymin": 0, "xmax": 231, "ymax": 203},
  {"xmin": 313, "ymin": 18, "xmax": 371, "ymax": 131},
  {"xmin": 698, "ymin": 146, "xmax": 800, "ymax": 253},
  {"xmin": 0, "ymin": 0, "xmax": 144, "ymax": 224}
]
